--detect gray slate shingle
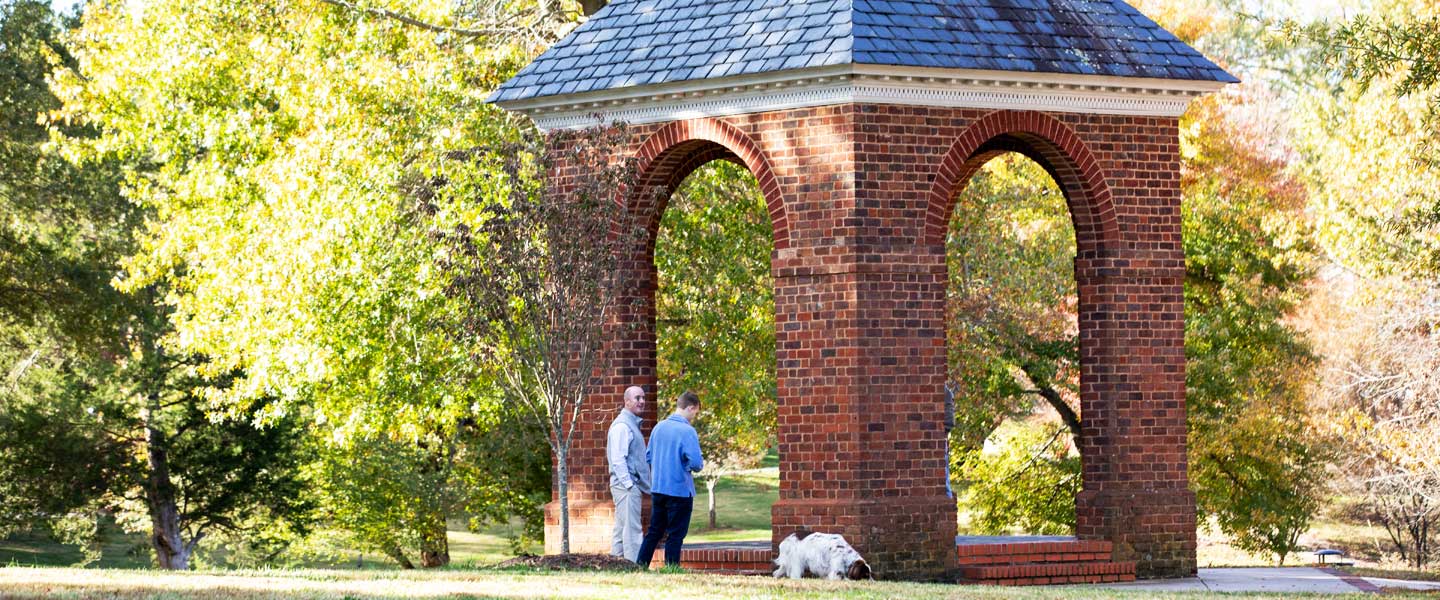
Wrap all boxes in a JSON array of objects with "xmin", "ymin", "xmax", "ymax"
[{"xmin": 490, "ymin": 0, "xmax": 1237, "ymax": 103}]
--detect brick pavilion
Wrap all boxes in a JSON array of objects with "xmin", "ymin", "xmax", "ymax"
[{"xmin": 490, "ymin": 0, "xmax": 1236, "ymax": 582}]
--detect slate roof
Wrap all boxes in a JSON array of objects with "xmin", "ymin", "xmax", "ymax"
[{"xmin": 490, "ymin": 0, "xmax": 1238, "ymax": 104}]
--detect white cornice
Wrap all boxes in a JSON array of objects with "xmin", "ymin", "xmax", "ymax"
[{"xmin": 494, "ymin": 65, "xmax": 1230, "ymax": 130}]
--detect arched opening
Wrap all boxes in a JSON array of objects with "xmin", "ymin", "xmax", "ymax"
[
  {"xmin": 654, "ymin": 160, "xmax": 777, "ymax": 542},
  {"xmin": 945, "ymin": 152, "xmax": 1081, "ymax": 536},
  {"xmin": 622, "ymin": 120, "xmax": 787, "ymax": 550},
  {"xmin": 929, "ymin": 111, "xmax": 1121, "ymax": 548}
]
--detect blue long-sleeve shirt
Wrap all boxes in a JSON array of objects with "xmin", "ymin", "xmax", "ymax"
[{"xmin": 646, "ymin": 412, "xmax": 704, "ymax": 497}]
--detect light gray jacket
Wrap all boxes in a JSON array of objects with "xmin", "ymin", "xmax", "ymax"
[{"xmin": 607, "ymin": 409, "xmax": 651, "ymax": 493}]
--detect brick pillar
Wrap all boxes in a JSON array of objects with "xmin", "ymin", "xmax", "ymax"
[{"xmin": 1073, "ymin": 250, "xmax": 1195, "ymax": 578}]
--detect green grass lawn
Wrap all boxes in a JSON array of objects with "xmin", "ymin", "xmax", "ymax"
[
  {"xmin": 0, "ymin": 526, "xmax": 151, "ymax": 569},
  {"xmin": 687, "ymin": 468, "xmax": 780, "ymax": 543},
  {"xmin": 2, "ymin": 566, "xmax": 1426, "ymax": 600},
  {"xmin": 0, "ymin": 518, "xmax": 540, "ymax": 571}
]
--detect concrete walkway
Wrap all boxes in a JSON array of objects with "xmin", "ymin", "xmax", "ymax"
[{"xmin": 1095, "ymin": 568, "xmax": 1440, "ymax": 594}]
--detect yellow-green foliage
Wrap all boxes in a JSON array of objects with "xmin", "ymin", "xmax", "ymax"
[
  {"xmin": 49, "ymin": 0, "xmax": 532, "ymax": 437},
  {"xmin": 956, "ymin": 421, "xmax": 1079, "ymax": 536},
  {"xmin": 656, "ymin": 161, "xmax": 777, "ymax": 464}
]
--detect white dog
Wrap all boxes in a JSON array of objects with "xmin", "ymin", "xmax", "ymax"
[{"xmin": 772, "ymin": 531, "xmax": 873, "ymax": 580}]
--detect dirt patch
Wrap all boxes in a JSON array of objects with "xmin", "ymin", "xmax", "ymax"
[{"xmin": 495, "ymin": 553, "xmax": 641, "ymax": 572}]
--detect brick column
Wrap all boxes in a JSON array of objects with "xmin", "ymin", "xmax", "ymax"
[
  {"xmin": 1068, "ymin": 113, "xmax": 1196, "ymax": 579},
  {"xmin": 1072, "ymin": 250, "xmax": 1194, "ymax": 578}
]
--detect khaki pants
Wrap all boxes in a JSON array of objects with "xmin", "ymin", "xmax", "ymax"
[{"xmin": 610, "ymin": 484, "xmax": 643, "ymax": 562}]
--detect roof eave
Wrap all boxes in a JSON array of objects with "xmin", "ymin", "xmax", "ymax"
[{"xmin": 491, "ymin": 64, "xmax": 1234, "ymax": 130}]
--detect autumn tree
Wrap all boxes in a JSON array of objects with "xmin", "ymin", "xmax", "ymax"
[
  {"xmin": 1319, "ymin": 280, "xmax": 1440, "ymax": 569},
  {"xmin": 1179, "ymin": 87, "xmax": 1330, "ymax": 565},
  {"xmin": 940, "ymin": 152, "xmax": 1081, "ymax": 534},
  {"xmin": 958, "ymin": 422, "xmax": 1080, "ymax": 535},
  {"xmin": 945, "ymin": 155, "xmax": 1078, "ymax": 455},
  {"xmin": 1277, "ymin": 0, "xmax": 1440, "ymax": 568}
]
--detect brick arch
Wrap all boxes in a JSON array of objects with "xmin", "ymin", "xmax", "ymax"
[
  {"xmin": 925, "ymin": 110, "xmax": 1120, "ymax": 257},
  {"xmin": 631, "ymin": 118, "xmax": 789, "ymax": 250}
]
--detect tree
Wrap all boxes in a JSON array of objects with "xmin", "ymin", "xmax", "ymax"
[
  {"xmin": 1, "ymin": 0, "xmax": 135, "ymax": 347},
  {"xmin": 1189, "ymin": 399, "xmax": 1329, "ymax": 565},
  {"xmin": 1277, "ymin": 7, "xmax": 1440, "ymax": 124},
  {"xmin": 318, "ymin": 434, "xmax": 453, "ymax": 569},
  {"xmin": 1276, "ymin": 0, "xmax": 1440, "ymax": 568},
  {"xmin": 132, "ymin": 363, "xmax": 316, "ymax": 570},
  {"xmin": 1124, "ymin": 2, "xmax": 1338, "ymax": 563},
  {"xmin": 1276, "ymin": 0, "xmax": 1440, "ymax": 277},
  {"xmin": 2, "ymin": 0, "xmax": 317, "ymax": 570},
  {"xmin": 1179, "ymin": 85, "xmax": 1330, "ymax": 564},
  {"xmin": 1322, "ymin": 280, "xmax": 1440, "ymax": 569},
  {"xmin": 433, "ymin": 124, "xmax": 639, "ymax": 554},
  {"xmin": 942, "ymin": 153, "xmax": 1084, "ymax": 533},
  {"xmin": 0, "ymin": 0, "xmax": 130, "ymax": 552},
  {"xmin": 49, "ymin": 0, "xmax": 567, "ymax": 565},
  {"xmin": 458, "ymin": 408, "xmax": 551, "ymax": 550},
  {"xmin": 2, "ymin": 308, "xmax": 318, "ymax": 571},
  {"xmin": 0, "ymin": 367, "xmax": 131, "ymax": 545}
]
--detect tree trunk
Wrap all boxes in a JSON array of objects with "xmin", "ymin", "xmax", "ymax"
[
  {"xmin": 707, "ymin": 478, "xmax": 718, "ymax": 529},
  {"xmin": 142, "ymin": 405, "xmax": 189, "ymax": 570},
  {"xmin": 419, "ymin": 546, "xmax": 449, "ymax": 568},
  {"xmin": 419, "ymin": 515, "xmax": 450, "ymax": 568},
  {"xmin": 416, "ymin": 443, "xmax": 452, "ymax": 568},
  {"xmin": 557, "ymin": 444, "xmax": 570, "ymax": 555},
  {"xmin": 384, "ymin": 545, "xmax": 416, "ymax": 569}
]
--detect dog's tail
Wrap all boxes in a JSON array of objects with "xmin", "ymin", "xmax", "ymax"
[{"xmin": 774, "ymin": 533, "xmax": 798, "ymax": 566}]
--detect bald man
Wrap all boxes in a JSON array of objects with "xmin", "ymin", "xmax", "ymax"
[{"xmin": 607, "ymin": 385, "xmax": 650, "ymax": 562}]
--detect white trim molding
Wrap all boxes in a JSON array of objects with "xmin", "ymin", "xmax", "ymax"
[{"xmin": 494, "ymin": 64, "xmax": 1230, "ymax": 130}]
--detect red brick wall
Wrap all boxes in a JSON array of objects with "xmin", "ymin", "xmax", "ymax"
[{"xmin": 544, "ymin": 105, "xmax": 1195, "ymax": 580}]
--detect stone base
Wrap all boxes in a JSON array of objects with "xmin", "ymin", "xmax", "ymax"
[
  {"xmin": 772, "ymin": 495, "xmax": 957, "ymax": 581},
  {"xmin": 1076, "ymin": 488, "xmax": 1197, "ymax": 579}
]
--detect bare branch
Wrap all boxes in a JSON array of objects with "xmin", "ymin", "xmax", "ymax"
[{"xmin": 316, "ymin": 0, "xmax": 532, "ymax": 39}]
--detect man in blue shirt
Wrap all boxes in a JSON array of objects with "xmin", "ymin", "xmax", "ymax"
[{"xmin": 635, "ymin": 391, "xmax": 704, "ymax": 568}]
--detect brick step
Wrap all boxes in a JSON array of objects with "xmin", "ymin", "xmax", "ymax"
[
  {"xmin": 959, "ymin": 560, "xmax": 1137, "ymax": 586},
  {"xmin": 956, "ymin": 539, "xmax": 1115, "ymax": 566},
  {"xmin": 649, "ymin": 547, "xmax": 772, "ymax": 575}
]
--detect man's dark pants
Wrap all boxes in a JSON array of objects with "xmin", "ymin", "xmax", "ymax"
[{"xmin": 635, "ymin": 492, "xmax": 693, "ymax": 567}]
